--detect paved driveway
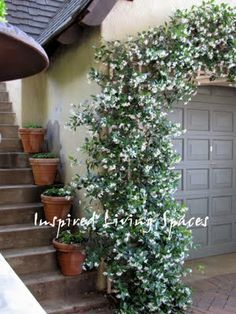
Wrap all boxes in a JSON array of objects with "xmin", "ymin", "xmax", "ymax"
[{"xmin": 186, "ymin": 253, "xmax": 236, "ymax": 314}]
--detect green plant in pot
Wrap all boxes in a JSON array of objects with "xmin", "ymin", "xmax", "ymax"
[
  {"xmin": 53, "ymin": 229, "xmax": 87, "ymax": 276},
  {"xmin": 19, "ymin": 123, "xmax": 46, "ymax": 153},
  {"xmin": 29, "ymin": 152, "xmax": 59, "ymax": 186},
  {"xmin": 41, "ymin": 185, "xmax": 75, "ymax": 224}
]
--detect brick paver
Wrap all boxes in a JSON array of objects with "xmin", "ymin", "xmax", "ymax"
[{"xmin": 190, "ymin": 273, "xmax": 236, "ymax": 313}]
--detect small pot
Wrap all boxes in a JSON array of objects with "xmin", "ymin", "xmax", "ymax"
[
  {"xmin": 41, "ymin": 194, "xmax": 73, "ymax": 223},
  {"xmin": 53, "ymin": 239, "xmax": 86, "ymax": 276},
  {"xmin": 29, "ymin": 158, "xmax": 59, "ymax": 186},
  {"xmin": 19, "ymin": 128, "xmax": 45, "ymax": 153}
]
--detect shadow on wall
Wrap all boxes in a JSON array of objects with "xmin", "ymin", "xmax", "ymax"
[{"xmin": 45, "ymin": 120, "xmax": 64, "ymax": 182}]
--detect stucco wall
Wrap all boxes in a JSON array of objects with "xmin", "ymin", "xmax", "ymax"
[
  {"xmin": 6, "ymin": 79, "xmax": 22, "ymax": 127},
  {"xmin": 21, "ymin": 28, "xmax": 100, "ymax": 191},
  {"xmin": 102, "ymin": 0, "xmax": 236, "ymax": 41}
]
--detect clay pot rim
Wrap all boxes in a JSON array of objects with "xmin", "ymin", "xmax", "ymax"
[
  {"xmin": 29, "ymin": 158, "xmax": 60, "ymax": 164},
  {"xmin": 19, "ymin": 128, "xmax": 46, "ymax": 134},
  {"xmin": 53, "ymin": 238, "xmax": 85, "ymax": 253},
  {"xmin": 41, "ymin": 194, "xmax": 74, "ymax": 202}
]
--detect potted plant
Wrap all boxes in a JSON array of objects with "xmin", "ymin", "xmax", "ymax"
[
  {"xmin": 41, "ymin": 185, "xmax": 75, "ymax": 223},
  {"xmin": 53, "ymin": 229, "xmax": 87, "ymax": 276},
  {"xmin": 18, "ymin": 123, "xmax": 46, "ymax": 153},
  {"xmin": 29, "ymin": 152, "xmax": 59, "ymax": 186}
]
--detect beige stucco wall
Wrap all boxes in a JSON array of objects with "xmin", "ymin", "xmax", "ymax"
[
  {"xmin": 103, "ymin": 0, "xmax": 236, "ymax": 41},
  {"xmin": 6, "ymin": 79, "xmax": 22, "ymax": 127},
  {"xmin": 20, "ymin": 27, "xmax": 101, "ymax": 211},
  {"xmin": 12, "ymin": 0, "xmax": 236, "ymax": 208}
]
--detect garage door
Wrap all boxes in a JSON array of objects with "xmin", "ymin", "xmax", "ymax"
[{"xmin": 170, "ymin": 86, "xmax": 236, "ymax": 258}]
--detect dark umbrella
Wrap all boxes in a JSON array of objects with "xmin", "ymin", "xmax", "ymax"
[{"xmin": 0, "ymin": 22, "xmax": 49, "ymax": 81}]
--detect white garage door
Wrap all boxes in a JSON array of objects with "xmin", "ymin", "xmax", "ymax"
[{"xmin": 171, "ymin": 86, "xmax": 236, "ymax": 258}]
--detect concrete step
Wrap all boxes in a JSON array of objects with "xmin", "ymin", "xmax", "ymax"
[
  {"xmin": 0, "ymin": 82, "xmax": 7, "ymax": 92},
  {"xmin": 86, "ymin": 308, "xmax": 112, "ymax": 314},
  {"xmin": 0, "ymin": 168, "xmax": 34, "ymax": 185},
  {"xmin": 0, "ymin": 138, "xmax": 22, "ymax": 152},
  {"xmin": 23, "ymin": 271, "xmax": 97, "ymax": 302},
  {"xmin": 0, "ymin": 112, "xmax": 15, "ymax": 124},
  {"xmin": 2, "ymin": 245, "xmax": 57, "ymax": 276},
  {"xmin": 0, "ymin": 102, "xmax": 12, "ymax": 112},
  {"xmin": 0, "ymin": 223, "xmax": 56, "ymax": 250},
  {"xmin": 0, "ymin": 152, "xmax": 29, "ymax": 168},
  {"xmin": 0, "ymin": 185, "xmax": 43, "ymax": 204},
  {"xmin": 0, "ymin": 202, "xmax": 43, "ymax": 225},
  {"xmin": 41, "ymin": 292, "xmax": 111, "ymax": 314},
  {"xmin": 0, "ymin": 91, "xmax": 9, "ymax": 101},
  {"xmin": 0, "ymin": 125, "xmax": 18, "ymax": 138}
]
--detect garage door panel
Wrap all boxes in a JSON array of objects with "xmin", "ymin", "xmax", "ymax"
[
  {"xmin": 169, "ymin": 108, "xmax": 184, "ymax": 128},
  {"xmin": 172, "ymin": 139, "xmax": 183, "ymax": 160},
  {"xmin": 175, "ymin": 169, "xmax": 183, "ymax": 190},
  {"xmin": 192, "ymin": 227, "xmax": 208, "ymax": 247},
  {"xmin": 212, "ymin": 196, "xmax": 232, "ymax": 217},
  {"xmin": 214, "ymin": 87, "xmax": 236, "ymax": 97},
  {"xmin": 212, "ymin": 140, "xmax": 233, "ymax": 160},
  {"xmin": 212, "ymin": 168, "xmax": 233, "ymax": 189},
  {"xmin": 211, "ymin": 224, "xmax": 232, "ymax": 245},
  {"xmin": 186, "ymin": 169, "xmax": 209, "ymax": 190},
  {"xmin": 186, "ymin": 197, "xmax": 209, "ymax": 218},
  {"xmin": 192, "ymin": 91, "xmax": 236, "ymax": 105},
  {"xmin": 187, "ymin": 139, "xmax": 209, "ymax": 160},
  {"xmin": 187, "ymin": 109, "xmax": 209, "ymax": 131},
  {"xmin": 212, "ymin": 111, "xmax": 234, "ymax": 132}
]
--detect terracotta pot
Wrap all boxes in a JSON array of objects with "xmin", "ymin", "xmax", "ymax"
[
  {"xmin": 53, "ymin": 239, "xmax": 86, "ymax": 276},
  {"xmin": 41, "ymin": 194, "xmax": 73, "ymax": 223},
  {"xmin": 29, "ymin": 158, "xmax": 59, "ymax": 186},
  {"xmin": 19, "ymin": 128, "xmax": 45, "ymax": 153}
]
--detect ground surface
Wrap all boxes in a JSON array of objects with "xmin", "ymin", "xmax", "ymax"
[{"xmin": 186, "ymin": 253, "xmax": 236, "ymax": 313}]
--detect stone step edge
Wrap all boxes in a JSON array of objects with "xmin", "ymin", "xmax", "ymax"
[
  {"xmin": 0, "ymin": 125, "xmax": 17, "ymax": 127},
  {"xmin": 23, "ymin": 270, "xmax": 97, "ymax": 286},
  {"xmin": 0, "ymin": 202, "xmax": 43, "ymax": 210},
  {"xmin": 0, "ymin": 168, "xmax": 32, "ymax": 171},
  {"xmin": 42, "ymin": 292, "xmax": 111, "ymax": 314},
  {"xmin": 0, "ymin": 184, "xmax": 39, "ymax": 189},
  {"xmin": 2, "ymin": 245, "xmax": 55, "ymax": 259},
  {"xmin": 0, "ymin": 223, "xmax": 54, "ymax": 233}
]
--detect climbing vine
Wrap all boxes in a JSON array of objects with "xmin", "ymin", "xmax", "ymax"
[
  {"xmin": 67, "ymin": 1, "xmax": 236, "ymax": 313},
  {"xmin": 0, "ymin": 0, "xmax": 6, "ymax": 22}
]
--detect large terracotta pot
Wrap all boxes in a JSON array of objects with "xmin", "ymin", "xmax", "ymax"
[
  {"xmin": 53, "ymin": 239, "xmax": 86, "ymax": 276},
  {"xmin": 41, "ymin": 194, "xmax": 73, "ymax": 223},
  {"xmin": 29, "ymin": 158, "xmax": 59, "ymax": 186},
  {"xmin": 19, "ymin": 128, "xmax": 45, "ymax": 153}
]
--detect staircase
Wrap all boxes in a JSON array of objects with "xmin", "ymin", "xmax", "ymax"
[{"xmin": 0, "ymin": 83, "xmax": 111, "ymax": 314}]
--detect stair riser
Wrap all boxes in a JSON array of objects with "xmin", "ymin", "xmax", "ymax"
[
  {"xmin": 0, "ymin": 169, "xmax": 34, "ymax": 185},
  {"xmin": 0, "ymin": 153, "xmax": 29, "ymax": 168},
  {"xmin": 0, "ymin": 83, "xmax": 6, "ymax": 92},
  {"xmin": 0, "ymin": 139, "xmax": 23, "ymax": 152},
  {"xmin": 86, "ymin": 309, "xmax": 112, "ymax": 314},
  {"xmin": 0, "ymin": 102, "xmax": 12, "ymax": 112},
  {"xmin": 0, "ymin": 92, "xmax": 9, "ymax": 101},
  {"xmin": 0, "ymin": 186, "xmax": 42, "ymax": 204},
  {"xmin": 46, "ymin": 302, "xmax": 110, "ymax": 314},
  {"xmin": 0, "ymin": 125, "xmax": 18, "ymax": 138},
  {"xmin": 0, "ymin": 206, "xmax": 44, "ymax": 225},
  {"xmin": 0, "ymin": 113, "xmax": 15, "ymax": 124},
  {"xmin": 26, "ymin": 272, "xmax": 97, "ymax": 302},
  {"xmin": 0, "ymin": 227, "xmax": 56, "ymax": 250},
  {"xmin": 5, "ymin": 251, "xmax": 57, "ymax": 275}
]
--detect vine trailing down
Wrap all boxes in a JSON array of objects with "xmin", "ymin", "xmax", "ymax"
[{"xmin": 67, "ymin": 1, "xmax": 236, "ymax": 313}]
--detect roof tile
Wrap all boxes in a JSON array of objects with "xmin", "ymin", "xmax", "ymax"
[{"xmin": 5, "ymin": 0, "xmax": 65, "ymax": 39}]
